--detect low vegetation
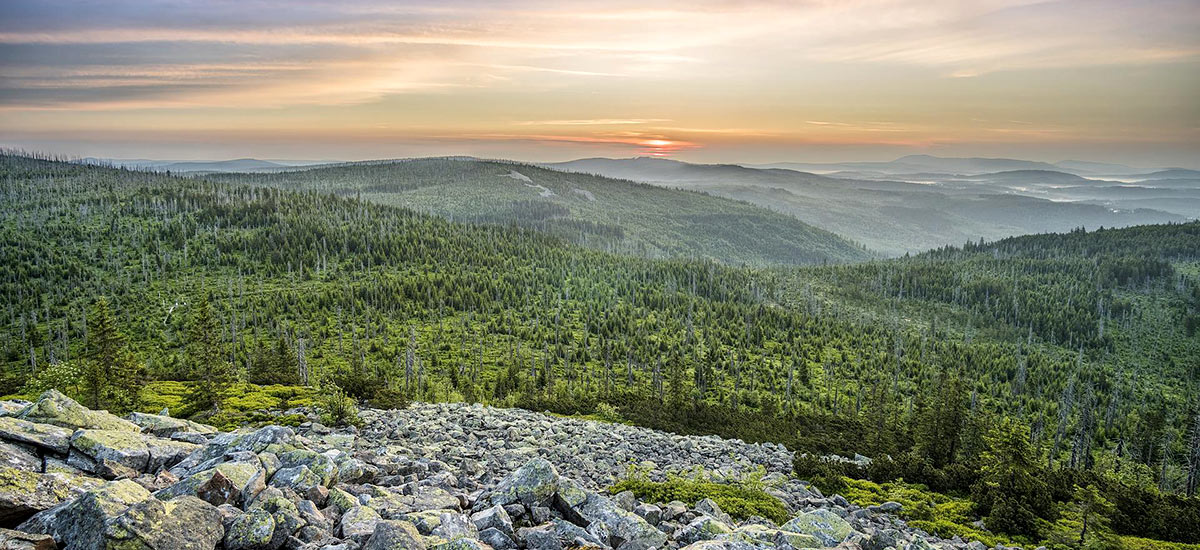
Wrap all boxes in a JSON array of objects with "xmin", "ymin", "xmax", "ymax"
[{"xmin": 610, "ymin": 467, "xmax": 789, "ymax": 524}]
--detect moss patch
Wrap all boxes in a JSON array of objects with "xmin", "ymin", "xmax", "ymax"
[
  {"xmin": 609, "ymin": 476, "xmax": 788, "ymax": 524},
  {"xmin": 840, "ymin": 477, "xmax": 1005, "ymax": 547}
]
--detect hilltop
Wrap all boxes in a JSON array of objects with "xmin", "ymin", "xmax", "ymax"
[{"xmin": 206, "ymin": 158, "xmax": 871, "ymax": 266}]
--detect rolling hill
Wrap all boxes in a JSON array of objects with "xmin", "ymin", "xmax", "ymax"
[
  {"xmin": 3, "ymin": 154, "xmax": 1199, "ymax": 542},
  {"xmin": 206, "ymin": 157, "xmax": 872, "ymax": 266},
  {"xmin": 548, "ymin": 157, "xmax": 1188, "ymax": 255}
]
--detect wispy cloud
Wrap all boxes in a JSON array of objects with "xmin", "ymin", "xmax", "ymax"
[
  {"xmin": 515, "ymin": 119, "xmax": 670, "ymax": 126},
  {"xmin": 0, "ymin": 0, "xmax": 1195, "ymax": 164}
]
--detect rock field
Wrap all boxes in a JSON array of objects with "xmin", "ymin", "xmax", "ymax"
[{"xmin": 0, "ymin": 391, "xmax": 988, "ymax": 550}]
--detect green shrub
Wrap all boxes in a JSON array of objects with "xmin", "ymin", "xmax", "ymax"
[
  {"xmin": 594, "ymin": 402, "xmax": 623, "ymax": 423},
  {"xmin": 609, "ymin": 474, "xmax": 788, "ymax": 523},
  {"xmin": 319, "ymin": 383, "xmax": 362, "ymax": 427},
  {"xmin": 842, "ymin": 477, "xmax": 1007, "ymax": 547},
  {"xmin": 21, "ymin": 361, "xmax": 85, "ymax": 400}
]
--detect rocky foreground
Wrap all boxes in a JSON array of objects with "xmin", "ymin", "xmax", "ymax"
[{"xmin": 1, "ymin": 392, "xmax": 976, "ymax": 550}]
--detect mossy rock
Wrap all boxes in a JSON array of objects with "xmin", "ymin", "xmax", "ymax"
[
  {"xmin": 781, "ymin": 509, "xmax": 854, "ymax": 547},
  {"xmin": 0, "ymin": 466, "xmax": 102, "ymax": 524},
  {"xmin": 18, "ymin": 390, "xmax": 139, "ymax": 432},
  {"xmin": 223, "ymin": 506, "xmax": 281, "ymax": 550},
  {"xmin": 104, "ymin": 495, "xmax": 224, "ymax": 550},
  {"xmin": 54, "ymin": 479, "xmax": 152, "ymax": 549},
  {"xmin": 0, "ymin": 416, "xmax": 74, "ymax": 454},
  {"xmin": 70, "ymin": 429, "xmax": 151, "ymax": 472}
]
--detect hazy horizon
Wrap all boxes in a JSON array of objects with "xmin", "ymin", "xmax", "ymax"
[{"xmin": 2, "ymin": 0, "xmax": 1198, "ymax": 168}]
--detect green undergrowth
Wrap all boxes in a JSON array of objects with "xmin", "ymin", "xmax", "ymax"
[
  {"xmin": 1119, "ymin": 536, "xmax": 1200, "ymax": 550},
  {"xmin": 140, "ymin": 381, "xmax": 315, "ymax": 430},
  {"xmin": 610, "ymin": 467, "xmax": 789, "ymax": 524},
  {"xmin": 840, "ymin": 477, "xmax": 1010, "ymax": 547}
]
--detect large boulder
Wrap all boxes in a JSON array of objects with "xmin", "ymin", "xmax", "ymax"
[
  {"xmin": 156, "ymin": 461, "xmax": 263, "ymax": 506},
  {"xmin": 470, "ymin": 504, "xmax": 513, "ymax": 537},
  {"xmin": 677, "ymin": 515, "xmax": 734, "ymax": 545},
  {"xmin": 17, "ymin": 390, "xmax": 139, "ymax": 432},
  {"xmin": 574, "ymin": 493, "xmax": 668, "ymax": 550},
  {"xmin": 363, "ymin": 519, "xmax": 427, "ymax": 550},
  {"xmin": 0, "ymin": 417, "xmax": 74, "ymax": 454},
  {"xmin": 340, "ymin": 505, "xmax": 382, "ymax": 540},
  {"xmin": 781, "ymin": 509, "xmax": 854, "ymax": 547},
  {"xmin": 167, "ymin": 425, "xmax": 293, "ymax": 475},
  {"xmin": 69, "ymin": 429, "xmax": 151, "ymax": 474},
  {"xmin": 224, "ymin": 507, "xmax": 283, "ymax": 550},
  {"xmin": 485, "ymin": 458, "xmax": 560, "ymax": 508},
  {"xmin": 127, "ymin": 412, "xmax": 217, "ymax": 438},
  {"xmin": 143, "ymin": 437, "xmax": 200, "ymax": 472},
  {"xmin": 0, "ymin": 467, "xmax": 101, "ymax": 525},
  {"xmin": 103, "ymin": 495, "xmax": 224, "ymax": 549},
  {"xmin": 1, "ymin": 440, "xmax": 41, "ymax": 472},
  {"xmin": 52, "ymin": 479, "xmax": 151, "ymax": 550}
]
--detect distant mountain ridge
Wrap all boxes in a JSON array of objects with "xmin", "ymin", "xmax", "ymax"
[
  {"xmin": 207, "ymin": 157, "xmax": 872, "ymax": 266},
  {"xmin": 83, "ymin": 157, "xmax": 331, "ymax": 173},
  {"xmin": 746, "ymin": 154, "xmax": 1159, "ymax": 177},
  {"xmin": 545, "ymin": 156, "xmax": 1188, "ymax": 255}
]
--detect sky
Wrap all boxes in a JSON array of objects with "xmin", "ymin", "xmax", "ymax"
[{"xmin": 1, "ymin": 0, "xmax": 1198, "ymax": 167}]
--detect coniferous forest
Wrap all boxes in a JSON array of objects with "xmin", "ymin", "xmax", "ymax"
[{"xmin": 3, "ymin": 153, "xmax": 1199, "ymax": 547}]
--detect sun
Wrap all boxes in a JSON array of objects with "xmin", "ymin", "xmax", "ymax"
[{"xmin": 643, "ymin": 139, "xmax": 672, "ymax": 147}]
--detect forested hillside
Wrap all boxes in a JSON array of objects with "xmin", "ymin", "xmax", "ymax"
[
  {"xmin": 205, "ymin": 158, "xmax": 871, "ymax": 266},
  {"xmin": 2, "ymin": 154, "xmax": 1198, "ymax": 546}
]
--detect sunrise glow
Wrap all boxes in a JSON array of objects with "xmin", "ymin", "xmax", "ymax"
[{"xmin": 0, "ymin": 0, "xmax": 1197, "ymax": 166}]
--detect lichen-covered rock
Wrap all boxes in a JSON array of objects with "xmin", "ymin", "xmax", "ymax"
[
  {"xmin": 155, "ymin": 461, "xmax": 263, "ymax": 506},
  {"xmin": 0, "ymin": 417, "xmax": 74, "ymax": 454},
  {"xmin": 69, "ymin": 429, "xmax": 151, "ymax": 473},
  {"xmin": 0, "ymin": 467, "xmax": 102, "ymax": 525},
  {"xmin": 575, "ymin": 492, "xmax": 668, "ymax": 550},
  {"xmin": 781, "ymin": 509, "xmax": 855, "ymax": 547},
  {"xmin": 680, "ymin": 541, "xmax": 759, "ymax": 550},
  {"xmin": 0, "ymin": 401, "xmax": 27, "ymax": 417},
  {"xmin": 431, "ymin": 512, "xmax": 477, "ymax": 540},
  {"xmin": 17, "ymin": 390, "xmax": 139, "ymax": 432},
  {"xmin": 53, "ymin": 479, "xmax": 151, "ymax": 550},
  {"xmin": 327, "ymin": 486, "xmax": 358, "ymax": 513},
  {"xmin": 470, "ymin": 505, "xmax": 513, "ymax": 537},
  {"xmin": 1, "ymin": 440, "xmax": 41, "ymax": 472},
  {"xmin": 268, "ymin": 465, "xmax": 324, "ymax": 494},
  {"xmin": 363, "ymin": 519, "xmax": 428, "ymax": 550},
  {"xmin": 127, "ymin": 412, "xmax": 217, "ymax": 438},
  {"xmin": 341, "ymin": 505, "xmax": 382, "ymax": 540},
  {"xmin": 143, "ymin": 437, "xmax": 200, "ymax": 472},
  {"xmin": 678, "ymin": 515, "xmax": 735, "ymax": 545},
  {"xmin": 484, "ymin": 458, "xmax": 560, "ymax": 508},
  {"xmin": 696, "ymin": 498, "xmax": 734, "ymax": 524},
  {"xmin": 277, "ymin": 448, "xmax": 337, "ymax": 487},
  {"xmin": 478, "ymin": 527, "xmax": 516, "ymax": 550},
  {"xmin": 0, "ymin": 527, "xmax": 55, "ymax": 550},
  {"xmin": 431, "ymin": 538, "xmax": 493, "ymax": 550},
  {"xmin": 224, "ymin": 506, "xmax": 284, "ymax": 550},
  {"xmin": 249, "ymin": 492, "xmax": 306, "ymax": 541},
  {"xmin": 103, "ymin": 495, "xmax": 223, "ymax": 549}
]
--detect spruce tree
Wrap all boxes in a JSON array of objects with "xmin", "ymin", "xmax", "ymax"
[
  {"xmin": 187, "ymin": 294, "xmax": 232, "ymax": 413},
  {"xmin": 82, "ymin": 297, "xmax": 142, "ymax": 413},
  {"xmin": 974, "ymin": 418, "xmax": 1049, "ymax": 538}
]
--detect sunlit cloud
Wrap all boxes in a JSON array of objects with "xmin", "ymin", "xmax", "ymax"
[
  {"xmin": 515, "ymin": 119, "xmax": 670, "ymax": 126},
  {"xmin": 0, "ymin": 0, "xmax": 1196, "ymax": 165}
]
